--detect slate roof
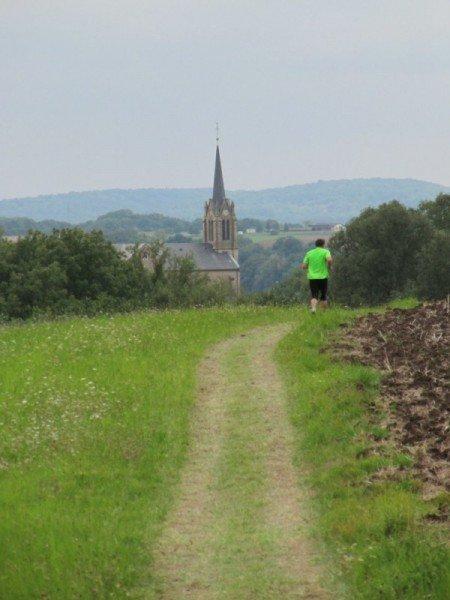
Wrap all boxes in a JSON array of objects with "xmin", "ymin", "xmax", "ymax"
[
  {"xmin": 114, "ymin": 242, "xmax": 239, "ymax": 271},
  {"xmin": 166, "ymin": 242, "xmax": 239, "ymax": 271}
]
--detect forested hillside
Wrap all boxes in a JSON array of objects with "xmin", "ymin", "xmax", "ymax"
[{"xmin": 1, "ymin": 178, "xmax": 448, "ymax": 223}]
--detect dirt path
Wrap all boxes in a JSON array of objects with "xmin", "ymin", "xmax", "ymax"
[{"xmin": 152, "ymin": 325, "xmax": 328, "ymax": 599}]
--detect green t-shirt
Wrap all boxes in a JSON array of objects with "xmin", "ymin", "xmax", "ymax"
[{"xmin": 303, "ymin": 247, "xmax": 331, "ymax": 279}]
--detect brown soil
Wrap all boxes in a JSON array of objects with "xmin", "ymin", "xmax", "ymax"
[{"xmin": 336, "ymin": 301, "xmax": 449, "ymax": 498}]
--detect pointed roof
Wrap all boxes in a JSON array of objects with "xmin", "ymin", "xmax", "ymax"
[{"xmin": 212, "ymin": 145, "xmax": 226, "ymax": 211}]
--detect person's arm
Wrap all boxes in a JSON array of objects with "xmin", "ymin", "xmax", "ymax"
[{"xmin": 301, "ymin": 254, "xmax": 309, "ymax": 270}]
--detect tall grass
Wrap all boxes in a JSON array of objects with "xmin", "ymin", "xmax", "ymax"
[
  {"xmin": 278, "ymin": 308, "xmax": 449, "ymax": 599},
  {"xmin": 0, "ymin": 307, "xmax": 298, "ymax": 599}
]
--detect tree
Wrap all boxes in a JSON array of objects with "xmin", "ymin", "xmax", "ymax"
[
  {"xmin": 0, "ymin": 231, "xmax": 232, "ymax": 320},
  {"xmin": 416, "ymin": 230, "xmax": 450, "ymax": 300},
  {"xmin": 329, "ymin": 201, "xmax": 432, "ymax": 306},
  {"xmin": 265, "ymin": 219, "xmax": 280, "ymax": 233},
  {"xmin": 419, "ymin": 194, "xmax": 450, "ymax": 231},
  {"xmin": 238, "ymin": 218, "xmax": 264, "ymax": 233},
  {"xmin": 238, "ymin": 237, "xmax": 306, "ymax": 293}
]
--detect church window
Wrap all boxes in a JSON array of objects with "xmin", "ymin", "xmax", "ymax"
[
  {"xmin": 222, "ymin": 219, "xmax": 230, "ymax": 241},
  {"xmin": 208, "ymin": 221, "xmax": 214, "ymax": 240}
]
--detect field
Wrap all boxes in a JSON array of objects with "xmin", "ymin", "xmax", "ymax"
[
  {"xmin": 241, "ymin": 229, "xmax": 332, "ymax": 247},
  {"xmin": 0, "ymin": 306, "xmax": 448, "ymax": 598},
  {"xmin": 191, "ymin": 229, "xmax": 332, "ymax": 247}
]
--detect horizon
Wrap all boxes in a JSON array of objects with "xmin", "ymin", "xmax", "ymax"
[{"xmin": 2, "ymin": 2, "xmax": 450, "ymax": 199}]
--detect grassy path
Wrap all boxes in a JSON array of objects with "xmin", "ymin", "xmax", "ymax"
[{"xmin": 152, "ymin": 325, "xmax": 328, "ymax": 599}]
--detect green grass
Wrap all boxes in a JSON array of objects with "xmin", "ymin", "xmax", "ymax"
[
  {"xmin": 277, "ymin": 308, "xmax": 450, "ymax": 599},
  {"xmin": 1, "ymin": 303, "xmax": 448, "ymax": 599},
  {"xmin": 0, "ymin": 307, "xmax": 298, "ymax": 599}
]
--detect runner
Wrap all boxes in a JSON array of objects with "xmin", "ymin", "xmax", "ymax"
[{"xmin": 301, "ymin": 239, "xmax": 332, "ymax": 313}]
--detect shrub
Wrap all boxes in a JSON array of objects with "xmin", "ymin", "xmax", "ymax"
[{"xmin": 0, "ymin": 231, "xmax": 230, "ymax": 320}]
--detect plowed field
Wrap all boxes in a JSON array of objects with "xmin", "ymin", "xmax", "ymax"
[{"xmin": 338, "ymin": 301, "xmax": 449, "ymax": 500}]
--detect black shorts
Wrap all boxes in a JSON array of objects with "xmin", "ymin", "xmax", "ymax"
[{"xmin": 309, "ymin": 278, "xmax": 328, "ymax": 301}]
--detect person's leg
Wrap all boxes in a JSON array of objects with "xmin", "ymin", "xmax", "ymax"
[
  {"xmin": 309, "ymin": 280, "xmax": 319, "ymax": 312},
  {"xmin": 319, "ymin": 279, "xmax": 328, "ymax": 308}
]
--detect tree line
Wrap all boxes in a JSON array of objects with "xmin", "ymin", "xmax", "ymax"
[
  {"xmin": 0, "ymin": 211, "xmax": 321, "ymax": 243},
  {"xmin": 0, "ymin": 230, "xmax": 230, "ymax": 321}
]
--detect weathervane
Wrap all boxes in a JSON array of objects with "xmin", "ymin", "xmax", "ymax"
[{"xmin": 216, "ymin": 121, "xmax": 219, "ymax": 144}]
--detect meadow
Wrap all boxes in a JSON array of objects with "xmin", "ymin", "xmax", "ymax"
[
  {"xmin": 0, "ymin": 305, "xmax": 448, "ymax": 598},
  {"xmin": 0, "ymin": 307, "xmax": 298, "ymax": 598}
]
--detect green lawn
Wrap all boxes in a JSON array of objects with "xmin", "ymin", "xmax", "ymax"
[{"xmin": 0, "ymin": 305, "xmax": 448, "ymax": 598}]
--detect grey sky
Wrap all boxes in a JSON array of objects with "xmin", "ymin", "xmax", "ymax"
[{"xmin": 1, "ymin": 1, "xmax": 450, "ymax": 199}]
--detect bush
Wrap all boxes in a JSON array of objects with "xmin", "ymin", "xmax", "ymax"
[
  {"xmin": 0, "ymin": 230, "xmax": 230, "ymax": 320},
  {"xmin": 247, "ymin": 270, "xmax": 310, "ymax": 306}
]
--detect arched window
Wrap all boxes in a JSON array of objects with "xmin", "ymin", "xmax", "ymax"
[{"xmin": 208, "ymin": 221, "xmax": 214, "ymax": 240}]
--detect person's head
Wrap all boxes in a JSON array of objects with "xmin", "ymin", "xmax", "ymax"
[{"xmin": 315, "ymin": 238, "xmax": 325, "ymax": 247}]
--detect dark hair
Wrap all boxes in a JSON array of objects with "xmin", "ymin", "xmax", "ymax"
[{"xmin": 315, "ymin": 238, "xmax": 325, "ymax": 247}]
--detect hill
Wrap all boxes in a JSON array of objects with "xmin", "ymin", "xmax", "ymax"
[{"xmin": 1, "ymin": 178, "xmax": 448, "ymax": 223}]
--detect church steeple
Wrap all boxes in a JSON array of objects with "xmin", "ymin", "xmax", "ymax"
[
  {"xmin": 203, "ymin": 138, "xmax": 238, "ymax": 261},
  {"xmin": 212, "ymin": 145, "xmax": 226, "ymax": 212}
]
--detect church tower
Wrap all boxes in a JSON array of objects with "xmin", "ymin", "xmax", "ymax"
[{"xmin": 203, "ymin": 144, "xmax": 238, "ymax": 261}]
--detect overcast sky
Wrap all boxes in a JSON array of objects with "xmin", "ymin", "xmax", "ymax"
[{"xmin": 1, "ymin": 1, "xmax": 450, "ymax": 199}]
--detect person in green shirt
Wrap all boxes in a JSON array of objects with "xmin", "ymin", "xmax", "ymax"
[{"xmin": 301, "ymin": 239, "xmax": 332, "ymax": 312}]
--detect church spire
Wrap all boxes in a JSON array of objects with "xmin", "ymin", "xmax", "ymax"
[
  {"xmin": 212, "ymin": 144, "xmax": 226, "ymax": 211},
  {"xmin": 203, "ymin": 132, "xmax": 238, "ymax": 261}
]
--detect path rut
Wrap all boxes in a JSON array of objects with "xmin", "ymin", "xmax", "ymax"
[{"xmin": 152, "ymin": 324, "xmax": 328, "ymax": 599}]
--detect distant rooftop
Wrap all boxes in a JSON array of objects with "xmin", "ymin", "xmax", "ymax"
[
  {"xmin": 166, "ymin": 242, "xmax": 238, "ymax": 270},
  {"xmin": 114, "ymin": 242, "xmax": 239, "ymax": 271}
]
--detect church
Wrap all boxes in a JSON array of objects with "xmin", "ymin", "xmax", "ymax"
[
  {"xmin": 115, "ymin": 143, "xmax": 240, "ymax": 293},
  {"xmin": 164, "ymin": 144, "xmax": 240, "ymax": 294}
]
